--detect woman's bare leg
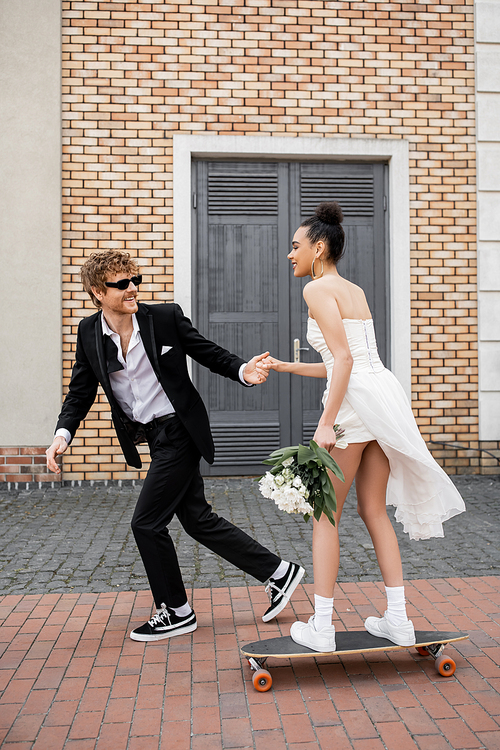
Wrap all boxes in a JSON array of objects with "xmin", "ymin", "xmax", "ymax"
[
  {"xmin": 291, "ymin": 442, "xmax": 369, "ymax": 649},
  {"xmin": 356, "ymin": 442, "xmax": 415, "ymax": 643},
  {"xmin": 313, "ymin": 442, "xmax": 368, "ymax": 598},
  {"xmin": 355, "ymin": 441, "xmax": 403, "ymax": 587}
]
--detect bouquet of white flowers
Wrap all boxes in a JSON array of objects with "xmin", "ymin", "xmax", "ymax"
[{"xmin": 258, "ymin": 427, "xmax": 346, "ymax": 527}]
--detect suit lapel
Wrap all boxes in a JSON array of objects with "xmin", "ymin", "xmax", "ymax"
[
  {"xmin": 137, "ymin": 304, "xmax": 161, "ymax": 378},
  {"xmin": 94, "ymin": 312, "xmax": 116, "ymax": 403}
]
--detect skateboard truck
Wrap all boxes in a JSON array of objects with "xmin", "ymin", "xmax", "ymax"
[{"xmin": 415, "ymin": 642, "xmax": 457, "ymax": 676}]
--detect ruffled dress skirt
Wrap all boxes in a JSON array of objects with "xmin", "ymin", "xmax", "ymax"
[{"xmin": 307, "ymin": 317, "xmax": 466, "ymax": 541}]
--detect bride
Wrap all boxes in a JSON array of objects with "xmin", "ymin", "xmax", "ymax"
[{"xmin": 262, "ymin": 201, "xmax": 465, "ymax": 652}]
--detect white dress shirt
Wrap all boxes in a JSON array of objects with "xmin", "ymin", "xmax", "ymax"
[
  {"xmin": 101, "ymin": 312, "xmax": 175, "ymax": 423},
  {"xmin": 56, "ymin": 312, "xmax": 250, "ymax": 444}
]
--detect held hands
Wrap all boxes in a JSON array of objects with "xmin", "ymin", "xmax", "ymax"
[
  {"xmin": 45, "ymin": 436, "xmax": 68, "ymax": 474},
  {"xmin": 243, "ymin": 352, "xmax": 271, "ymax": 385},
  {"xmin": 259, "ymin": 355, "xmax": 288, "ymax": 373}
]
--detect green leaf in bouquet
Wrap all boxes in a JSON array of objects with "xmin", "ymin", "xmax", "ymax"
[
  {"xmin": 320, "ymin": 473, "xmax": 331, "ymax": 489},
  {"xmin": 266, "ymin": 448, "xmax": 286, "ymax": 461},
  {"xmin": 282, "ymin": 446, "xmax": 300, "ymax": 459},
  {"xmin": 322, "ymin": 504, "xmax": 336, "ymax": 526},
  {"xmin": 262, "ymin": 457, "xmax": 278, "ymax": 466},
  {"xmin": 313, "ymin": 501, "xmax": 335, "ymax": 527},
  {"xmin": 265, "ymin": 446, "xmax": 299, "ymax": 464},
  {"xmin": 297, "ymin": 444, "xmax": 316, "ymax": 465},
  {"xmin": 323, "ymin": 478, "xmax": 338, "ymax": 507},
  {"xmin": 324, "ymin": 489, "xmax": 337, "ymax": 513}
]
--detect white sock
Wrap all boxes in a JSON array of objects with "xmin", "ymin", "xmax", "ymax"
[
  {"xmin": 171, "ymin": 602, "xmax": 192, "ymax": 617},
  {"xmin": 314, "ymin": 594, "xmax": 334, "ymax": 630},
  {"xmin": 385, "ymin": 586, "xmax": 408, "ymax": 626},
  {"xmin": 271, "ymin": 560, "xmax": 289, "ymax": 580}
]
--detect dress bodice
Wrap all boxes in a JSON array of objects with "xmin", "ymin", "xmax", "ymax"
[{"xmin": 306, "ymin": 317, "xmax": 384, "ymax": 376}]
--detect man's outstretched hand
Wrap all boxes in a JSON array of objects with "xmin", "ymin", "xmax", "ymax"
[
  {"xmin": 243, "ymin": 352, "xmax": 271, "ymax": 385},
  {"xmin": 46, "ymin": 436, "xmax": 68, "ymax": 474}
]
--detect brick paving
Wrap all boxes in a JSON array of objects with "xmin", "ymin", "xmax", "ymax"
[
  {"xmin": 1, "ymin": 475, "xmax": 500, "ymax": 748},
  {"xmin": 1, "ymin": 579, "xmax": 500, "ymax": 749}
]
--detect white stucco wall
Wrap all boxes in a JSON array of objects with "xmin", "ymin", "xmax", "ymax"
[
  {"xmin": 0, "ymin": 1, "xmax": 62, "ymax": 445},
  {"xmin": 475, "ymin": 0, "xmax": 500, "ymax": 441}
]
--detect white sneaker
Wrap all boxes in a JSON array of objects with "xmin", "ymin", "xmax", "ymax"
[
  {"xmin": 290, "ymin": 616, "xmax": 336, "ymax": 652},
  {"xmin": 364, "ymin": 611, "xmax": 416, "ymax": 646}
]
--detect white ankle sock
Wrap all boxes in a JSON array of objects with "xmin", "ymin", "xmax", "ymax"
[
  {"xmin": 385, "ymin": 586, "xmax": 408, "ymax": 626},
  {"xmin": 271, "ymin": 560, "xmax": 289, "ymax": 580},
  {"xmin": 314, "ymin": 594, "xmax": 334, "ymax": 630},
  {"xmin": 171, "ymin": 602, "xmax": 192, "ymax": 617}
]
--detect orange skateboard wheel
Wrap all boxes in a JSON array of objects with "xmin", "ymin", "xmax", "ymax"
[
  {"xmin": 252, "ymin": 669, "xmax": 272, "ymax": 692},
  {"xmin": 435, "ymin": 654, "xmax": 456, "ymax": 677}
]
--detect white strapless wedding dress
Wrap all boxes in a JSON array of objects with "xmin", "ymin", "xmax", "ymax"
[{"xmin": 307, "ymin": 317, "xmax": 465, "ymax": 540}]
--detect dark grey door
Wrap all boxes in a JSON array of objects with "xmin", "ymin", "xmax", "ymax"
[{"xmin": 192, "ymin": 159, "xmax": 387, "ymax": 475}]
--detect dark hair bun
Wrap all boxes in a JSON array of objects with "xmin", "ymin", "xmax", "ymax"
[{"xmin": 315, "ymin": 201, "xmax": 343, "ymax": 226}]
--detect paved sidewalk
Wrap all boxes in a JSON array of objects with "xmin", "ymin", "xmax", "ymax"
[{"xmin": 1, "ymin": 577, "xmax": 500, "ymax": 749}]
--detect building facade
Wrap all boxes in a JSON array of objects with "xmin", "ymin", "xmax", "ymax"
[{"xmin": 1, "ymin": 0, "xmax": 499, "ymax": 485}]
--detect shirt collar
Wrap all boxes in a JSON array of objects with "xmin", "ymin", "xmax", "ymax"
[{"xmin": 101, "ymin": 312, "xmax": 139, "ymax": 339}]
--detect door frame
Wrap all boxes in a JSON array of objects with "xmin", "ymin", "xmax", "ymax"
[{"xmin": 173, "ymin": 134, "xmax": 411, "ymax": 397}]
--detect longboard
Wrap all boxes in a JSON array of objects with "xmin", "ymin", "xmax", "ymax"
[{"xmin": 241, "ymin": 630, "xmax": 468, "ymax": 691}]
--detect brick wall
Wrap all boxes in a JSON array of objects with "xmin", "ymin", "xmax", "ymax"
[
  {"xmin": 58, "ymin": 0, "xmax": 498, "ymax": 481},
  {"xmin": 0, "ymin": 448, "xmax": 58, "ymax": 485}
]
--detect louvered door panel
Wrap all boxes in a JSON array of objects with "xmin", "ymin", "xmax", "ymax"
[
  {"xmin": 208, "ymin": 172, "xmax": 279, "ymax": 215},
  {"xmin": 301, "ymin": 173, "xmax": 374, "ymax": 217}
]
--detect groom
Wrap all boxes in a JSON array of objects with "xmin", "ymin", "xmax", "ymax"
[{"xmin": 46, "ymin": 250, "xmax": 304, "ymax": 641}]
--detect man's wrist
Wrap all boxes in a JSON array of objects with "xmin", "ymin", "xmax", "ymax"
[
  {"xmin": 239, "ymin": 362, "xmax": 254, "ymax": 387},
  {"xmin": 55, "ymin": 428, "xmax": 71, "ymax": 445}
]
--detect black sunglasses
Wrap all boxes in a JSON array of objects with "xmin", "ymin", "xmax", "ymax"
[{"xmin": 105, "ymin": 275, "xmax": 142, "ymax": 290}]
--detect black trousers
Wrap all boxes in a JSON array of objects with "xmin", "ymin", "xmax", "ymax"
[{"xmin": 131, "ymin": 416, "xmax": 281, "ymax": 609}]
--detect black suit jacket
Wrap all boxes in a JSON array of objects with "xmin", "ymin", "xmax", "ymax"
[{"xmin": 55, "ymin": 303, "xmax": 247, "ymax": 468}]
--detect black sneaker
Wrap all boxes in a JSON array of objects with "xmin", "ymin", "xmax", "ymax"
[
  {"xmin": 262, "ymin": 562, "xmax": 305, "ymax": 622},
  {"xmin": 130, "ymin": 605, "xmax": 197, "ymax": 642}
]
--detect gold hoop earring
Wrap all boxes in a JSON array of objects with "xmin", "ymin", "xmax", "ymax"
[{"xmin": 311, "ymin": 258, "xmax": 324, "ymax": 279}]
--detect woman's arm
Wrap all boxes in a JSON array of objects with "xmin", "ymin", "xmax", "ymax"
[
  {"xmin": 303, "ymin": 281, "xmax": 353, "ymax": 452},
  {"xmin": 262, "ymin": 356, "xmax": 327, "ymax": 378}
]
